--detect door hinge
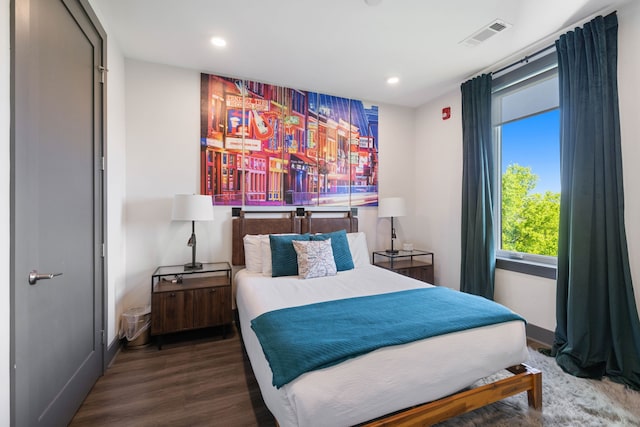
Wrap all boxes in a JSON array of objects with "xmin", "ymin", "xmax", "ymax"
[
  {"xmin": 101, "ymin": 243, "xmax": 105, "ymax": 258},
  {"xmin": 101, "ymin": 330, "xmax": 105, "ymax": 345},
  {"xmin": 101, "ymin": 156, "xmax": 105, "ymax": 171},
  {"xmin": 98, "ymin": 65, "xmax": 108, "ymax": 84}
]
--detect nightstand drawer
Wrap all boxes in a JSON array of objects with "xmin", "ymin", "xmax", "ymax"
[{"xmin": 391, "ymin": 266, "xmax": 433, "ymax": 283}]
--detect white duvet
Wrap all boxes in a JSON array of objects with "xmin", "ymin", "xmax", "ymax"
[{"xmin": 235, "ymin": 265, "xmax": 528, "ymax": 427}]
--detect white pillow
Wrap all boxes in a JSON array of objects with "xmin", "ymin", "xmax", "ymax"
[
  {"xmin": 260, "ymin": 238, "xmax": 273, "ymax": 276},
  {"xmin": 292, "ymin": 239, "xmax": 337, "ymax": 279},
  {"xmin": 243, "ymin": 234, "xmax": 268, "ymax": 273},
  {"xmin": 347, "ymin": 232, "xmax": 370, "ymax": 268}
]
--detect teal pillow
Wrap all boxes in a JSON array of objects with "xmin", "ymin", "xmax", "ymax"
[
  {"xmin": 310, "ymin": 229, "xmax": 354, "ymax": 272},
  {"xmin": 270, "ymin": 234, "xmax": 310, "ymax": 277}
]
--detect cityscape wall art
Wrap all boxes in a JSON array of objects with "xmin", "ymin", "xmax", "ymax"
[{"xmin": 200, "ymin": 73, "xmax": 379, "ymax": 207}]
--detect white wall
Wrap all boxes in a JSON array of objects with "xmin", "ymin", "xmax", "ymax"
[
  {"xmin": 1, "ymin": 0, "xmax": 11, "ymax": 423},
  {"xmin": 123, "ymin": 59, "xmax": 204, "ymax": 309},
  {"xmin": 376, "ymin": 104, "xmax": 417, "ymax": 252},
  {"xmin": 413, "ymin": 2, "xmax": 640, "ymax": 331},
  {"xmin": 414, "ymin": 92, "xmax": 462, "ymax": 290},
  {"xmin": 121, "ymin": 59, "xmax": 416, "ymax": 310}
]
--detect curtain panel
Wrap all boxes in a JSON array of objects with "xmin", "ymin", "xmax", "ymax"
[
  {"xmin": 554, "ymin": 12, "xmax": 640, "ymax": 390},
  {"xmin": 460, "ymin": 74, "xmax": 495, "ymax": 300}
]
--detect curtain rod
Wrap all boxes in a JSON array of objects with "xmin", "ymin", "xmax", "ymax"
[
  {"xmin": 464, "ymin": 8, "xmax": 618, "ymax": 82},
  {"xmin": 491, "ymin": 10, "xmax": 617, "ymax": 77},
  {"xmin": 491, "ymin": 44, "xmax": 556, "ymax": 76}
]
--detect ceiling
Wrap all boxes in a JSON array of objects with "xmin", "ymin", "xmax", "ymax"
[{"xmin": 92, "ymin": 0, "xmax": 631, "ymax": 108}]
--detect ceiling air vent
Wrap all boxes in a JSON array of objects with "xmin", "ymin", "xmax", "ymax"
[{"xmin": 461, "ymin": 19, "xmax": 512, "ymax": 47}]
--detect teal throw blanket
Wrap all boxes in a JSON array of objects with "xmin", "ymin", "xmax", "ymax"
[{"xmin": 251, "ymin": 286, "xmax": 525, "ymax": 388}]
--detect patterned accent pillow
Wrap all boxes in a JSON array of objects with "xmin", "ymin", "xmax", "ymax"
[
  {"xmin": 292, "ymin": 239, "xmax": 337, "ymax": 279},
  {"xmin": 310, "ymin": 229, "xmax": 355, "ymax": 271}
]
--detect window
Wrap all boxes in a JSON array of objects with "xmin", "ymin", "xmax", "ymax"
[{"xmin": 492, "ymin": 52, "xmax": 560, "ymax": 266}]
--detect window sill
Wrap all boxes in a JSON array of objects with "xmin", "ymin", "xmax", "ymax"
[{"xmin": 496, "ymin": 257, "xmax": 556, "ymax": 280}]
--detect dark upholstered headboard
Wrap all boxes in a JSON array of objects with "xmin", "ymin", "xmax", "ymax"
[
  {"xmin": 231, "ymin": 210, "xmax": 358, "ymax": 266},
  {"xmin": 301, "ymin": 212, "xmax": 358, "ymax": 236}
]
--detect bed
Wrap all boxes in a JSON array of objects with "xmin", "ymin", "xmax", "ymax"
[{"xmin": 233, "ymin": 210, "xmax": 541, "ymax": 426}]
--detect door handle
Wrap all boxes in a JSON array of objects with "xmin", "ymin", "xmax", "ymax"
[{"xmin": 29, "ymin": 270, "xmax": 63, "ymax": 285}]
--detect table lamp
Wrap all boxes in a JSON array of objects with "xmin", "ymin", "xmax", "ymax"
[
  {"xmin": 172, "ymin": 194, "xmax": 214, "ymax": 270},
  {"xmin": 378, "ymin": 197, "xmax": 407, "ymax": 254}
]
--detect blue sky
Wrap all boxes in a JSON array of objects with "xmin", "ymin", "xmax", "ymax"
[{"xmin": 501, "ymin": 109, "xmax": 560, "ymax": 194}]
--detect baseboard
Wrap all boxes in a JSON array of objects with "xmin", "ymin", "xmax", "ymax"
[
  {"xmin": 104, "ymin": 336, "xmax": 122, "ymax": 371},
  {"xmin": 526, "ymin": 324, "xmax": 554, "ymax": 347}
]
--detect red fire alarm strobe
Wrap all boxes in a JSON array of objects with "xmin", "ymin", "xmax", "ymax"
[{"xmin": 442, "ymin": 107, "xmax": 451, "ymax": 120}]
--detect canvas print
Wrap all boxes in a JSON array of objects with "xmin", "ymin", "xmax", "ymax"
[{"xmin": 200, "ymin": 73, "xmax": 378, "ymax": 206}]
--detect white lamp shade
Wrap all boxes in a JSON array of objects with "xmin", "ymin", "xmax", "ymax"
[
  {"xmin": 171, "ymin": 194, "xmax": 214, "ymax": 221},
  {"xmin": 378, "ymin": 197, "xmax": 407, "ymax": 218}
]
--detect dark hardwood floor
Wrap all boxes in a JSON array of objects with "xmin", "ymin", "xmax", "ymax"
[
  {"xmin": 71, "ymin": 324, "xmax": 548, "ymax": 427},
  {"xmin": 70, "ymin": 324, "xmax": 275, "ymax": 427}
]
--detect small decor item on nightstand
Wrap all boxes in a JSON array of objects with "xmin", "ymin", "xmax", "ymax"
[
  {"xmin": 378, "ymin": 197, "xmax": 407, "ymax": 254},
  {"xmin": 172, "ymin": 194, "xmax": 214, "ymax": 270},
  {"xmin": 403, "ymin": 242, "xmax": 414, "ymax": 251}
]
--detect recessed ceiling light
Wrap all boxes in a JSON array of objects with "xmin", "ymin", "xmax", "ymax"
[
  {"xmin": 210, "ymin": 37, "xmax": 227, "ymax": 47},
  {"xmin": 387, "ymin": 76, "xmax": 400, "ymax": 85}
]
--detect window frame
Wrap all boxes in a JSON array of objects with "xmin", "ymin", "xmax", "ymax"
[{"xmin": 491, "ymin": 51, "xmax": 559, "ymax": 274}]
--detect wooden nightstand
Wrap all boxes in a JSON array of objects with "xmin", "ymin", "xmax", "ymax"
[
  {"xmin": 151, "ymin": 262, "xmax": 232, "ymax": 349},
  {"xmin": 372, "ymin": 250, "xmax": 434, "ymax": 284}
]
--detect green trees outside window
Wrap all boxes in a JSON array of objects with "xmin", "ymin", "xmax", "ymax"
[{"xmin": 501, "ymin": 164, "xmax": 560, "ymax": 256}]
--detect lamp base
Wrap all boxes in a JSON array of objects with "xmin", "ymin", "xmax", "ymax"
[
  {"xmin": 184, "ymin": 261, "xmax": 203, "ymax": 270},
  {"xmin": 385, "ymin": 249, "xmax": 399, "ymax": 255}
]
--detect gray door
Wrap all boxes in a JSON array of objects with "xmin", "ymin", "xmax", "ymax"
[{"xmin": 11, "ymin": 0, "xmax": 105, "ymax": 425}]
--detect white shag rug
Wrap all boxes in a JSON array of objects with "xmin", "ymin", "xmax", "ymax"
[{"xmin": 436, "ymin": 347, "xmax": 640, "ymax": 426}]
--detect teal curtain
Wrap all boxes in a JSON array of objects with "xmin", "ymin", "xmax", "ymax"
[
  {"xmin": 460, "ymin": 74, "xmax": 495, "ymax": 300},
  {"xmin": 553, "ymin": 13, "xmax": 640, "ymax": 390}
]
